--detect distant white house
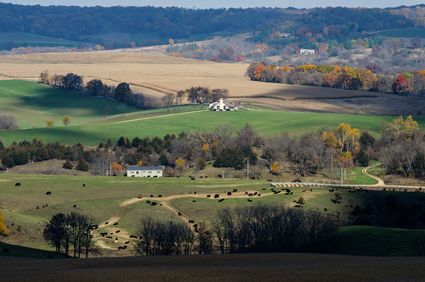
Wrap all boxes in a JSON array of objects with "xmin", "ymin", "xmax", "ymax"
[
  {"xmin": 209, "ymin": 98, "xmax": 238, "ymax": 112},
  {"xmin": 127, "ymin": 166, "xmax": 164, "ymax": 178},
  {"xmin": 299, "ymin": 48, "xmax": 316, "ymax": 55}
]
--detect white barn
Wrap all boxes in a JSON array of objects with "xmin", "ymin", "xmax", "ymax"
[
  {"xmin": 127, "ymin": 166, "xmax": 164, "ymax": 178},
  {"xmin": 209, "ymin": 98, "xmax": 238, "ymax": 112}
]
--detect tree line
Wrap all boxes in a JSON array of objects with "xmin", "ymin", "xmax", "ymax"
[
  {"xmin": 135, "ymin": 204, "xmax": 337, "ymax": 256},
  {"xmin": 0, "ymin": 4, "xmax": 416, "ymax": 50},
  {"xmin": 247, "ymin": 63, "xmax": 425, "ymax": 96},
  {"xmin": 43, "ymin": 212, "xmax": 97, "ymax": 258},
  {"xmin": 39, "ymin": 71, "xmax": 145, "ymax": 108},
  {"xmin": 1, "ymin": 116, "xmax": 424, "ymax": 181}
]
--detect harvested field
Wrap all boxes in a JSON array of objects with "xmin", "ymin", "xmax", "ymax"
[
  {"xmin": 1, "ymin": 253, "xmax": 425, "ymax": 282},
  {"xmin": 0, "ymin": 50, "xmax": 423, "ymax": 114}
]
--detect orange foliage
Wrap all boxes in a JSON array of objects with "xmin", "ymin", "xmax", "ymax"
[{"xmin": 111, "ymin": 162, "xmax": 124, "ymax": 172}]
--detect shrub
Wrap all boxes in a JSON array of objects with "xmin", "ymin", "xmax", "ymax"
[
  {"xmin": 76, "ymin": 159, "xmax": 89, "ymax": 171},
  {"xmin": 63, "ymin": 160, "xmax": 73, "ymax": 170}
]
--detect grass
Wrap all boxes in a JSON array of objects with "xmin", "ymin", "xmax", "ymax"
[
  {"xmin": 333, "ymin": 225, "xmax": 425, "ymax": 256},
  {"xmin": 0, "ymin": 80, "xmax": 138, "ymax": 129},
  {"xmin": 0, "ymin": 241, "xmax": 66, "ymax": 258},
  {"xmin": 0, "ymin": 32, "xmax": 82, "ymax": 48},
  {"xmin": 2, "ymin": 173, "xmax": 425, "ymax": 257},
  {"xmin": 346, "ymin": 166, "xmax": 378, "ymax": 185},
  {"xmin": 2, "ymin": 103, "xmax": 420, "ymax": 145}
]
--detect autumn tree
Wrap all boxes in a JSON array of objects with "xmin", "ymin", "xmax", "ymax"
[
  {"xmin": 63, "ymin": 116, "xmax": 70, "ymax": 126},
  {"xmin": 46, "ymin": 120, "xmax": 54, "ymax": 128},
  {"xmin": 382, "ymin": 115, "xmax": 419, "ymax": 143},
  {"xmin": 0, "ymin": 210, "xmax": 9, "ymax": 236}
]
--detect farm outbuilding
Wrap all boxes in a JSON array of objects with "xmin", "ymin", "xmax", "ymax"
[
  {"xmin": 209, "ymin": 98, "xmax": 238, "ymax": 111},
  {"xmin": 127, "ymin": 166, "xmax": 164, "ymax": 178}
]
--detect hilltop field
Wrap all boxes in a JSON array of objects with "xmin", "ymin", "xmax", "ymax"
[
  {"xmin": 1, "ymin": 50, "xmax": 425, "ymax": 115},
  {"xmin": 1, "ymin": 80, "xmax": 424, "ymax": 146}
]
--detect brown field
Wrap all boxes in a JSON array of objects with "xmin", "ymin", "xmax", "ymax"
[
  {"xmin": 1, "ymin": 49, "xmax": 424, "ymax": 114},
  {"xmin": 1, "ymin": 253, "xmax": 425, "ymax": 282}
]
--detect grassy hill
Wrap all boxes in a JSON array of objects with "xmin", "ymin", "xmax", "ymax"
[
  {"xmin": 0, "ymin": 80, "xmax": 138, "ymax": 129},
  {"xmin": 1, "ymin": 106, "xmax": 423, "ymax": 146},
  {"xmin": 0, "ymin": 32, "xmax": 83, "ymax": 49},
  {"xmin": 2, "ymin": 173, "xmax": 425, "ymax": 255}
]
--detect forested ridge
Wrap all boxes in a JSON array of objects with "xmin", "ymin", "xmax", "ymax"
[{"xmin": 0, "ymin": 3, "xmax": 423, "ymax": 49}]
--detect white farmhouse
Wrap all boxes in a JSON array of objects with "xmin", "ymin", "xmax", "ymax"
[
  {"xmin": 209, "ymin": 98, "xmax": 238, "ymax": 112},
  {"xmin": 127, "ymin": 166, "xmax": 164, "ymax": 178},
  {"xmin": 299, "ymin": 48, "xmax": 316, "ymax": 55}
]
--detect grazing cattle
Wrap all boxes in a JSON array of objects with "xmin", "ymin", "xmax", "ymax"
[
  {"xmin": 36, "ymin": 206, "xmax": 39, "ymax": 209},
  {"xmin": 227, "ymin": 192, "xmax": 232, "ymax": 196},
  {"xmin": 188, "ymin": 220, "xmax": 195, "ymax": 224},
  {"xmin": 233, "ymin": 189, "xmax": 238, "ymax": 193},
  {"xmin": 150, "ymin": 195, "xmax": 154, "ymax": 198},
  {"xmin": 113, "ymin": 222, "xmax": 118, "ymax": 226},
  {"xmin": 248, "ymin": 193, "xmax": 253, "ymax": 196},
  {"xmin": 116, "ymin": 230, "xmax": 121, "ymax": 233},
  {"xmin": 192, "ymin": 200, "xmax": 196, "ymax": 203},
  {"xmin": 178, "ymin": 212, "xmax": 183, "ymax": 216},
  {"xmin": 82, "ymin": 184, "xmax": 86, "ymax": 187},
  {"xmin": 207, "ymin": 195, "xmax": 211, "ymax": 198},
  {"xmin": 218, "ymin": 199, "xmax": 224, "ymax": 203},
  {"xmin": 254, "ymin": 192, "xmax": 258, "ymax": 196},
  {"xmin": 189, "ymin": 176, "xmax": 196, "ymax": 180},
  {"xmin": 15, "ymin": 183, "xmax": 21, "ymax": 187},
  {"xmin": 73, "ymin": 205, "xmax": 77, "ymax": 208},
  {"xmin": 294, "ymin": 205, "xmax": 302, "ymax": 208},
  {"xmin": 130, "ymin": 235, "xmax": 138, "ymax": 239},
  {"xmin": 147, "ymin": 201, "xmax": 151, "ymax": 204},
  {"xmin": 158, "ymin": 195, "xmax": 162, "ymax": 198},
  {"xmin": 247, "ymin": 199, "xmax": 253, "ymax": 202},
  {"xmin": 151, "ymin": 202, "xmax": 158, "ymax": 206},
  {"xmin": 245, "ymin": 192, "xmax": 248, "ymax": 195},
  {"xmin": 46, "ymin": 192, "xmax": 52, "ymax": 195},
  {"xmin": 258, "ymin": 194, "xmax": 261, "ymax": 197},
  {"xmin": 329, "ymin": 189, "xmax": 335, "ymax": 193},
  {"xmin": 104, "ymin": 222, "xmax": 109, "ymax": 225},
  {"xmin": 106, "ymin": 236, "xmax": 113, "ymax": 239},
  {"xmin": 122, "ymin": 246, "xmax": 127, "ymax": 250},
  {"xmin": 194, "ymin": 192, "xmax": 197, "ymax": 194},
  {"xmin": 214, "ymin": 194, "xmax": 219, "ymax": 199},
  {"xmin": 125, "ymin": 241, "xmax": 130, "ymax": 245},
  {"xmin": 137, "ymin": 195, "xmax": 143, "ymax": 199}
]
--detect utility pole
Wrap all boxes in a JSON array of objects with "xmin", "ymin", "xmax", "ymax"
[{"xmin": 340, "ymin": 167, "xmax": 343, "ymax": 185}]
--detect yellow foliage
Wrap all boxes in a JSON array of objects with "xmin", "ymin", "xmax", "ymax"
[
  {"xmin": 202, "ymin": 143, "xmax": 210, "ymax": 152},
  {"xmin": 175, "ymin": 158, "xmax": 186, "ymax": 167},
  {"xmin": 335, "ymin": 123, "xmax": 360, "ymax": 154},
  {"xmin": 0, "ymin": 210, "xmax": 9, "ymax": 236},
  {"xmin": 321, "ymin": 131, "xmax": 338, "ymax": 149},
  {"xmin": 271, "ymin": 162, "xmax": 281, "ymax": 174}
]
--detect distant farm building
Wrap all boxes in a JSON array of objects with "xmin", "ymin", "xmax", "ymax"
[
  {"xmin": 299, "ymin": 48, "xmax": 316, "ymax": 55},
  {"xmin": 127, "ymin": 166, "xmax": 164, "ymax": 178},
  {"xmin": 209, "ymin": 98, "xmax": 238, "ymax": 111}
]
